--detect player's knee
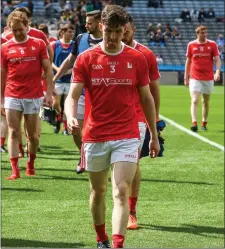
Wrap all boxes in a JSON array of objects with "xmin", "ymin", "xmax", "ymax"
[
  {"xmin": 27, "ymin": 133, "xmax": 39, "ymax": 144},
  {"xmin": 202, "ymin": 99, "xmax": 209, "ymax": 107},
  {"xmin": 8, "ymin": 128, "xmax": 20, "ymax": 139},
  {"xmin": 192, "ymin": 98, "xmax": 199, "ymax": 105},
  {"xmin": 91, "ymin": 184, "xmax": 107, "ymax": 198},
  {"xmin": 113, "ymin": 181, "xmax": 129, "ymax": 201}
]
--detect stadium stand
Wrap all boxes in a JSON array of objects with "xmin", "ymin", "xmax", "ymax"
[{"xmin": 125, "ymin": 0, "xmax": 224, "ymax": 66}]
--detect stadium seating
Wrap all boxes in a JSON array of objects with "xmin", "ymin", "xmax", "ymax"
[{"xmin": 126, "ymin": 0, "xmax": 224, "ymax": 65}]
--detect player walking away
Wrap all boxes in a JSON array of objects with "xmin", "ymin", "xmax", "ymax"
[
  {"xmin": 5, "ymin": 7, "xmax": 54, "ymax": 156},
  {"xmin": 53, "ymin": 10, "xmax": 103, "ymax": 174},
  {"xmin": 65, "ymin": 5, "xmax": 160, "ymax": 248},
  {"xmin": 1, "ymin": 37, "xmax": 8, "ymax": 153},
  {"xmin": 51, "ymin": 24, "xmax": 75, "ymax": 135},
  {"xmin": 184, "ymin": 25, "xmax": 221, "ymax": 132},
  {"xmin": 1, "ymin": 11, "xmax": 53, "ymax": 180},
  {"xmin": 38, "ymin": 23, "xmax": 57, "ymax": 43},
  {"xmin": 122, "ymin": 13, "xmax": 162, "ymax": 230}
]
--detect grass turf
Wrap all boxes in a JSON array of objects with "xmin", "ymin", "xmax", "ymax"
[{"xmin": 1, "ymin": 85, "xmax": 224, "ymax": 248}]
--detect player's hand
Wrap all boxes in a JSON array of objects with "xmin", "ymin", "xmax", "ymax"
[
  {"xmin": 43, "ymin": 92, "xmax": 53, "ymax": 108},
  {"xmin": 184, "ymin": 78, "xmax": 189, "ymax": 87},
  {"xmin": 214, "ymin": 71, "xmax": 220, "ymax": 82},
  {"xmin": 67, "ymin": 117, "xmax": 80, "ymax": 135},
  {"xmin": 149, "ymin": 138, "xmax": 160, "ymax": 158},
  {"xmin": 1, "ymin": 98, "xmax": 5, "ymax": 117}
]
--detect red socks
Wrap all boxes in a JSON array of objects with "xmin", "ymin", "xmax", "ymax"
[
  {"xmin": 192, "ymin": 121, "xmax": 197, "ymax": 126},
  {"xmin": 6, "ymin": 157, "xmax": 20, "ymax": 180},
  {"xmin": 128, "ymin": 197, "xmax": 138, "ymax": 215},
  {"xmin": 63, "ymin": 120, "xmax": 67, "ymax": 130},
  {"xmin": 112, "ymin": 234, "xmax": 124, "ymax": 248},
  {"xmin": 94, "ymin": 223, "xmax": 109, "ymax": 243},
  {"xmin": 27, "ymin": 153, "xmax": 36, "ymax": 170},
  {"xmin": 202, "ymin": 121, "xmax": 207, "ymax": 127},
  {"xmin": 1, "ymin": 137, "xmax": 6, "ymax": 146}
]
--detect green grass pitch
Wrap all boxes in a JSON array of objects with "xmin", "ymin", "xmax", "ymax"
[{"xmin": 1, "ymin": 85, "xmax": 224, "ymax": 248}]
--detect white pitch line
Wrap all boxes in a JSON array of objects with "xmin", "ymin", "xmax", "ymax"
[{"xmin": 160, "ymin": 114, "xmax": 224, "ymax": 151}]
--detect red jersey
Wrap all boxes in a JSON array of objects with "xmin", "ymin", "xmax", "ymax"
[
  {"xmin": 5, "ymin": 27, "xmax": 49, "ymax": 46},
  {"xmin": 1, "ymin": 36, "xmax": 49, "ymax": 98},
  {"xmin": 186, "ymin": 39, "xmax": 220, "ymax": 81},
  {"xmin": 72, "ymin": 42, "xmax": 150, "ymax": 143},
  {"xmin": 49, "ymin": 36, "xmax": 57, "ymax": 43},
  {"xmin": 1, "ymin": 37, "xmax": 7, "ymax": 45},
  {"xmin": 134, "ymin": 41, "xmax": 160, "ymax": 122}
]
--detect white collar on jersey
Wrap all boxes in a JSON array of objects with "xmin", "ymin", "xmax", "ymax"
[
  {"xmin": 133, "ymin": 40, "xmax": 138, "ymax": 49},
  {"xmin": 90, "ymin": 34, "xmax": 102, "ymax": 41},
  {"xmin": 196, "ymin": 38, "xmax": 208, "ymax": 44},
  {"xmin": 100, "ymin": 41, "xmax": 125, "ymax": 56},
  {"xmin": 12, "ymin": 35, "xmax": 30, "ymax": 44}
]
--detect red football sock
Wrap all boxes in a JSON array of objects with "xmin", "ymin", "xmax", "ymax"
[
  {"xmin": 19, "ymin": 143, "xmax": 24, "ymax": 153},
  {"xmin": 56, "ymin": 114, "xmax": 62, "ymax": 122},
  {"xmin": 63, "ymin": 120, "xmax": 67, "ymax": 130},
  {"xmin": 202, "ymin": 121, "xmax": 207, "ymax": 127},
  {"xmin": 7, "ymin": 157, "xmax": 20, "ymax": 180},
  {"xmin": 94, "ymin": 223, "xmax": 109, "ymax": 243},
  {"xmin": 128, "ymin": 197, "xmax": 138, "ymax": 215},
  {"xmin": 192, "ymin": 121, "xmax": 197, "ymax": 126},
  {"xmin": 112, "ymin": 234, "xmax": 124, "ymax": 248},
  {"xmin": 27, "ymin": 153, "xmax": 36, "ymax": 169},
  {"xmin": 1, "ymin": 137, "xmax": 6, "ymax": 146}
]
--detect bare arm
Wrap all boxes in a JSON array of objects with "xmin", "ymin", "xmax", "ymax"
[
  {"xmin": 149, "ymin": 79, "xmax": 160, "ymax": 121},
  {"xmin": 214, "ymin": 55, "xmax": 221, "ymax": 81},
  {"xmin": 47, "ymin": 44, "xmax": 54, "ymax": 63},
  {"xmin": 184, "ymin": 57, "xmax": 191, "ymax": 86},
  {"xmin": 1, "ymin": 66, "xmax": 7, "ymax": 100},
  {"xmin": 53, "ymin": 53, "xmax": 76, "ymax": 83},
  {"xmin": 65, "ymin": 83, "xmax": 84, "ymax": 135}
]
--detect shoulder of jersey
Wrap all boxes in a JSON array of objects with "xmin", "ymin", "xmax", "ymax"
[
  {"xmin": 207, "ymin": 39, "xmax": 217, "ymax": 44},
  {"xmin": 135, "ymin": 42, "xmax": 154, "ymax": 55}
]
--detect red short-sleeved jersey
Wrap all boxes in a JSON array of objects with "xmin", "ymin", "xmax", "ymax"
[
  {"xmin": 1, "ymin": 36, "xmax": 49, "ymax": 98},
  {"xmin": 49, "ymin": 36, "xmax": 57, "ymax": 43},
  {"xmin": 5, "ymin": 27, "xmax": 49, "ymax": 46},
  {"xmin": 1, "ymin": 37, "xmax": 7, "ymax": 45},
  {"xmin": 72, "ymin": 42, "xmax": 150, "ymax": 142},
  {"xmin": 134, "ymin": 41, "xmax": 160, "ymax": 122},
  {"xmin": 186, "ymin": 39, "xmax": 220, "ymax": 81}
]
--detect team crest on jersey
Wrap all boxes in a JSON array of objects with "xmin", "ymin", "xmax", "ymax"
[
  {"xmin": 31, "ymin": 46, "xmax": 36, "ymax": 51},
  {"xmin": 127, "ymin": 62, "xmax": 132, "ymax": 69},
  {"xmin": 200, "ymin": 47, "xmax": 204, "ymax": 51},
  {"xmin": 8, "ymin": 49, "xmax": 16, "ymax": 54}
]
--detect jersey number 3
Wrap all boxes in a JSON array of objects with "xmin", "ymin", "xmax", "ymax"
[{"xmin": 110, "ymin": 65, "xmax": 115, "ymax": 73}]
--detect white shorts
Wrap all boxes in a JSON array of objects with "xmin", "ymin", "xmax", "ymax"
[
  {"xmin": 138, "ymin": 122, "xmax": 146, "ymax": 150},
  {"xmin": 77, "ymin": 95, "xmax": 85, "ymax": 120},
  {"xmin": 4, "ymin": 97, "xmax": 44, "ymax": 114},
  {"xmin": 55, "ymin": 83, "xmax": 70, "ymax": 96},
  {"xmin": 189, "ymin": 79, "xmax": 214, "ymax": 94},
  {"xmin": 84, "ymin": 138, "xmax": 140, "ymax": 172}
]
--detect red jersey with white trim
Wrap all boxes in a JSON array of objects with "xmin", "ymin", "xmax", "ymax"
[
  {"xmin": 72, "ymin": 42, "xmax": 150, "ymax": 142},
  {"xmin": 186, "ymin": 39, "xmax": 219, "ymax": 80},
  {"xmin": 1, "ymin": 36, "xmax": 49, "ymax": 98},
  {"xmin": 5, "ymin": 27, "xmax": 49, "ymax": 46},
  {"xmin": 134, "ymin": 41, "xmax": 160, "ymax": 122}
]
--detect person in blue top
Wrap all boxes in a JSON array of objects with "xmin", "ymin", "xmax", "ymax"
[
  {"xmin": 51, "ymin": 24, "xmax": 75, "ymax": 135},
  {"xmin": 53, "ymin": 10, "xmax": 102, "ymax": 173}
]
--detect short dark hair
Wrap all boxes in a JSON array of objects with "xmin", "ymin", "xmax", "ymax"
[
  {"xmin": 195, "ymin": 25, "xmax": 208, "ymax": 34},
  {"xmin": 38, "ymin": 23, "xmax": 49, "ymax": 35},
  {"xmin": 101, "ymin": 5, "xmax": 128, "ymax": 28},
  {"xmin": 60, "ymin": 24, "xmax": 74, "ymax": 33},
  {"xmin": 126, "ymin": 12, "xmax": 135, "ymax": 27},
  {"xmin": 86, "ymin": 10, "xmax": 101, "ymax": 20},
  {"xmin": 14, "ymin": 7, "xmax": 32, "ymax": 19}
]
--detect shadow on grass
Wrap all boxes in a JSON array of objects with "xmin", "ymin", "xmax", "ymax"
[
  {"xmin": 24, "ymin": 174, "xmax": 89, "ymax": 181},
  {"xmin": 1, "ymin": 187, "xmax": 44, "ymax": 192},
  {"xmin": 1, "ymin": 238, "xmax": 85, "ymax": 248},
  {"xmin": 39, "ymin": 150, "xmax": 80, "ymax": 156},
  {"xmin": 38, "ymin": 156, "xmax": 79, "ymax": 161},
  {"xmin": 138, "ymin": 224, "xmax": 224, "ymax": 238},
  {"xmin": 141, "ymin": 178, "xmax": 215, "ymax": 185}
]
